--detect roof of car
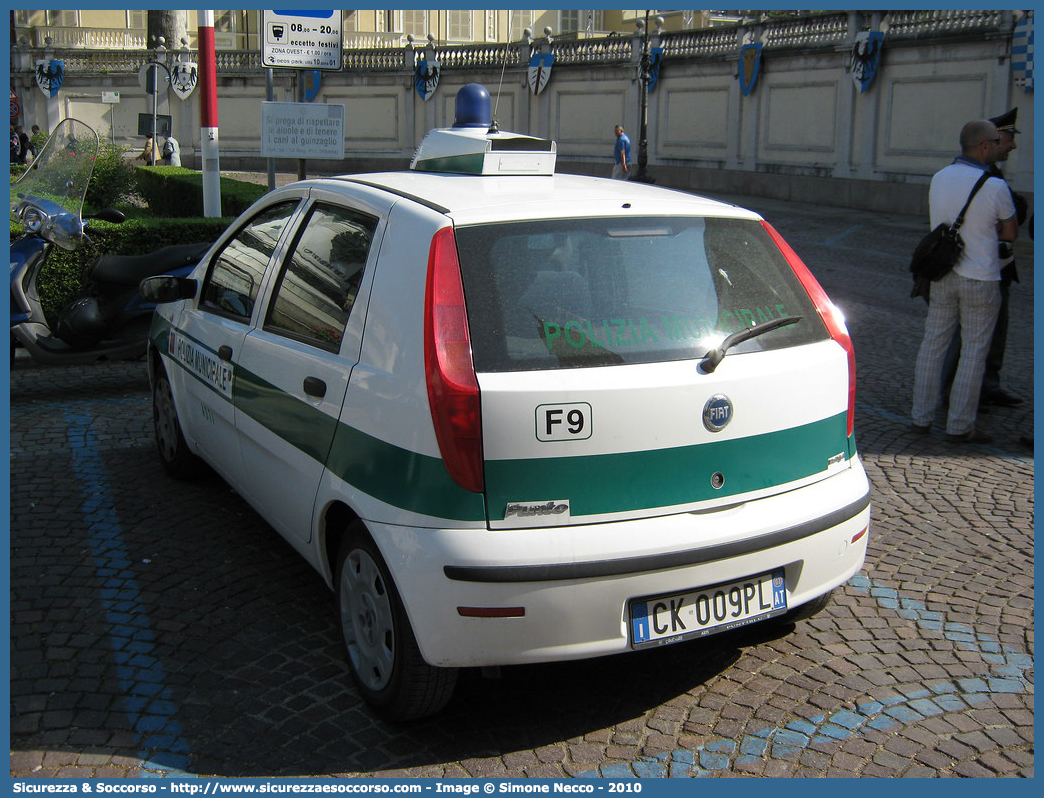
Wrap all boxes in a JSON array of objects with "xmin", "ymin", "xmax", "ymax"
[{"xmin": 298, "ymin": 171, "xmax": 764, "ymax": 226}]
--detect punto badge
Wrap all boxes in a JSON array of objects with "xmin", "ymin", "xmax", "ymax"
[{"xmin": 703, "ymin": 395, "xmax": 733, "ymax": 432}]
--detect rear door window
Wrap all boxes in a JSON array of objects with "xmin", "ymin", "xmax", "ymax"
[
  {"xmin": 455, "ymin": 216, "xmax": 828, "ymax": 372},
  {"xmin": 263, "ymin": 203, "xmax": 378, "ymax": 352}
]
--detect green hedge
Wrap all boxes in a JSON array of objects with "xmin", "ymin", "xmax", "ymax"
[
  {"xmin": 11, "ymin": 216, "xmax": 234, "ymax": 324},
  {"xmin": 12, "ymin": 166, "xmax": 270, "ymax": 324},
  {"xmin": 134, "ymin": 166, "xmax": 267, "ymax": 218}
]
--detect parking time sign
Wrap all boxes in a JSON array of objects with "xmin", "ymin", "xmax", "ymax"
[{"xmin": 262, "ymin": 10, "xmax": 343, "ymax": 71}]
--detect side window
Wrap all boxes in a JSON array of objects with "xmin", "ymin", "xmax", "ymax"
[
  {"xmin": 199, "ymin": 202, "xmax": 298, "ymax": 321},
  {"xmin": 264, "ymin": 203, "xmax": 378, "ymax": 352}
]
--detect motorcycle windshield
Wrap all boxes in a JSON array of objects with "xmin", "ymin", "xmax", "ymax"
[{"xmin": 10, "ymin": 119, "xmax": 99, "ymax": 250}]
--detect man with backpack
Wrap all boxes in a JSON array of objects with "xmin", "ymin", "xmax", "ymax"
[
  {"xmin": 910, "ymin": 120, "xmax": 1017, "ymax": 443},
  {"xmin": 162, "ymin": 134, "xmax": 181, "ymax": 167}
]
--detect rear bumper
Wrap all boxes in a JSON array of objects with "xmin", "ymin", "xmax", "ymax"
[{"xmin": 372, "ymin": 458, "xmax": 871, "ymax": 668}]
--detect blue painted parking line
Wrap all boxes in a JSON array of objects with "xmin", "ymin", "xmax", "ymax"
[
  {"xmin": 64, "ymin": 409, "xmax": 195, "ymax": 777},
  {"xmin": 55, "ymin": 394, "xmax": 1026, "ymax": 777},
  {"xmin": 822, "ymin": 225, "xmax": 864, "ymax": 247},
  {"xmin": 577, "ymin": 572, "xmax": 1031, "ymax": 777}
]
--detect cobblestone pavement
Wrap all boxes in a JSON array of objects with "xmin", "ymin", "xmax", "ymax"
[{"xmin": 9, "ymin": 193, "xmax": 1033, "ymax": 778}]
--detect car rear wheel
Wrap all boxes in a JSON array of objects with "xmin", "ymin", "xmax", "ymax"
[
  {"xmin": 779, "ymin": 588, "xmax": 833, "ymax": 624},
  {"xmin": 336, "ymin": 528, "xmax": 457, "ymax": 721},
  {"xmin": 153, "ymin": 369, "xmax": 204, "ymax": 480}
]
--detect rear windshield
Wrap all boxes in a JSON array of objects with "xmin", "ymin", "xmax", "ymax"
[{"xmin": 455, "ymin": 216, "xmax": 828, "ymax": 372}]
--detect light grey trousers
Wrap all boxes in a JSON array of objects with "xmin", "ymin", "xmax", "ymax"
[{"xmin": 911, "ymin": 270, "xmax": 1002, "ymax": 435}]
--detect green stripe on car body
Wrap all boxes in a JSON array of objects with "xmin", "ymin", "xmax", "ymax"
[
  {"xmin": 234, "ymin": 368, "xmax": 339, "ymax": 464},
  {"xmin": 150, "ymin": 314, "xmax": 172, "ymax": 355},
  {"xmin": 485, "ymin": 413, "xmax": 850, "ymax": 519},
  {"xmin": 322, "ymin": 423, "xmax": 488, "ymax": 522},
  {"xmin": 154, "ymin": 321, "xmax": 487, "ymax": 522},
  {"xmin": 155, "ymin": 322, "xmax": 852, "ymax": 524},
  {"xmin": 413, "ymin": 153, "xmax": 485, "ymax": 175}
]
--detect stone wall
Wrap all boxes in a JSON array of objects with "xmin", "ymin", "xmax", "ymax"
[{"xmin": 11, "ymin": 10, "xmax": 1033, "ymax": 215}]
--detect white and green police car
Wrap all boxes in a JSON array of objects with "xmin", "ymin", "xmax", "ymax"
[{"xmin": 142, "ymin": 84, "xmax": 870, "ymax": 721}]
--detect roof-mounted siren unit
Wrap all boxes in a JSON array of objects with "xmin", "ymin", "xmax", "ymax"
[{"xmin": 411, "ymin": 84, "xmax": 557, "ymax": 176}]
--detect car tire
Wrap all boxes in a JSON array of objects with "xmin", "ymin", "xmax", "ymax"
[
  {"xmin": 336, "ymin": 527, "xmax": 458, "ymax": 721},
  {"xmin": 153, "ymin": 369, "xmax": 205, "ymax": 480},
  {"xmin": 779, "ymin": 588, "xmax": 833, "ymax": 624}
]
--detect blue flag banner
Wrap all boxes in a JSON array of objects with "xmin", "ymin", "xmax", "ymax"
[
  {"xmin": 1013, "ymin": 14, "xmax": 1033, "ymax": 92},
  {"xmin": 648, "ymin": 46, "xmax": 664, "ymax": 93},
  {"xmin": 851, "ymin": 31, "xmax": 884, "ymax": 94},
  {"xmin": 739, "ymin": 43, "xmax": 762, "ymax": 96}
]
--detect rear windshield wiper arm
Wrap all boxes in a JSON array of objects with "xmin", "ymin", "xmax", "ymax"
[{"xmin": 700, "ymin": 315, "xmax": 802, "ymax": 373}]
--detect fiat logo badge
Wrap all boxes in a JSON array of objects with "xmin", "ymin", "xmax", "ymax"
[{"xmin": 703, "ymin": 395, "xmax": 733, "ymax": 432}]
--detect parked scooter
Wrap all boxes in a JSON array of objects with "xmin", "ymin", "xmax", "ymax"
[{"xmin": 10, "ymin": 118, "xmax": 208, "ymax": 365}]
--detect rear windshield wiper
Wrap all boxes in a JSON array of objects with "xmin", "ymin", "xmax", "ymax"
[{"xmin": 700, "ymin": 316, "xmax": 802, "ymax": 373}]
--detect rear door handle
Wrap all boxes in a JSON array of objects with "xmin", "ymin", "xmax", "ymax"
[
  {"xmin": 218, "ymin": 345, "xmax": 233, "ymax": 361},
  {"xmin": 303, "ymin": 376, "xmax": 327, "ymax": 398}
]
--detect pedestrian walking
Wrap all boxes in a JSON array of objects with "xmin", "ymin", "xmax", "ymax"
[
  {"xmin": 162, "ymin": 134, "xmax": 181, "ymax": 167},
  {"xmin": 910, "ymin": 120, "xmax": 1017, "ymax": 443},
  {"xmin": 611, "ymin": 124, "xmax": 631, "ymax": 179},
  {"xmin": 136, "ymin": 134, "xmax": 159, "ymax": 166},
  {"xmin": 16, "ymin": 126, "xmax": 33, "ymax": 164}
]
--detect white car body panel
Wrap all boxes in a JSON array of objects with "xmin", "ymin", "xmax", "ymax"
[{"xmin": 148, "ymin": 161, "xmax": 870, "ymax": 680}]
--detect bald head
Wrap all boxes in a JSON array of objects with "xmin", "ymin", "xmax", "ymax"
[{"xmin": 959, "ymin": 119, "xmax": 999, "ymax": 151}]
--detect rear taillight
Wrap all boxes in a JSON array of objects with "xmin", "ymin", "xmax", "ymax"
[
  {"xmin": 762, "ymin": 221, "xmax": 856, "ymax": 438},
  {"xmin": 424, "ymin": 227, "xmax": 484, "ymax": 492}
]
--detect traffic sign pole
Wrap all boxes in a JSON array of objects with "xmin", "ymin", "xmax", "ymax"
[
  {"xmin": 198, "ymin": 10, "xmax": 221, "ymax": 217},
  {"xmin": 260, "ymin": 11, "xmax": 343, "ymax": 182}
]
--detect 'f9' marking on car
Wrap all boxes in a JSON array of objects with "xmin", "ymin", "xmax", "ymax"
[{"xmin": 536, "ymin": 403, "xmax": 592, "ymax": 441}]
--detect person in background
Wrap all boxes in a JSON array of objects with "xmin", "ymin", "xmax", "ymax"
[
  {"xmin": 136, "ymin": 134, "xmax": 159, "ymax": 166},
  {"xmin": 162, "ymin": 134, "xmax": 181, "ymax": 167},
  {"xmin": 943, "ymin": 108, "xmax": 1027, "ymax": 409},
  {"xmin": 28, "ymin": 124, "xmax": 47, "ymax": 155},
  {"xmin": 910, "ymin": 119, "xmax": 1017, "ymax": 444},
  {"xmin": 611, "ymin": 124, "xmax": 631, "ymax": 180},
  {"xmin": 16, "ymin": 126, "xmax": 33, "ymax": 164}
]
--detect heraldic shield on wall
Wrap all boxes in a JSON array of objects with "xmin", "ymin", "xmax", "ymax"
[
  {"xmin": 528, "ymin": 52, "xmax": 554, "ymax": 95},
  {"xmin": 170, "ymin": 61, "xmax": 198, "ymax": 101},
  {"xmin": 415, "ymin": 57, "xmax": 440, "ymax": 101},
  {"xmin": 851, "ymin": 31, "xmax": 884, "ymax": 94},
  {"xmin": 739, "ymin": 43, "xmax": 762, "ymax": 96},
  {"xmin": 35, "ymin": 59, "xmax": 65, "ymax": 98}
]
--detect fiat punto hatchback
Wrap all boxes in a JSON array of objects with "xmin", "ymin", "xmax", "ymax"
[{"xmin": 143, "ymin": 85, "xmax": 870, "ymax": 720}]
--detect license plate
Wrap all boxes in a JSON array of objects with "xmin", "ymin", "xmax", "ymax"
[{"xmin": 629, "ymin": 569, "xmax": 787, "ymax": 649}]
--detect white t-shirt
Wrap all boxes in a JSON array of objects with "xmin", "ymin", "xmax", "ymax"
[{"xmin": 928, "ymin": 161, "xmax": 1016, "ymax": 282}]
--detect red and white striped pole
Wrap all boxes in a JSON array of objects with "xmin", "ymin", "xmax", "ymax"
[{"xmin": 198, "ymin": 10, "xmax": 221, "ymax": 217}]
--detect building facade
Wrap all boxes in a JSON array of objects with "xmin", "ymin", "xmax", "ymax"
[
  {"xmin": 10, "ymin": 10, "xmax": 717, "ymax": 50},
  {"xmin": 9, "ymin": 10, "xmax": 1033, "ymax": 214}
]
